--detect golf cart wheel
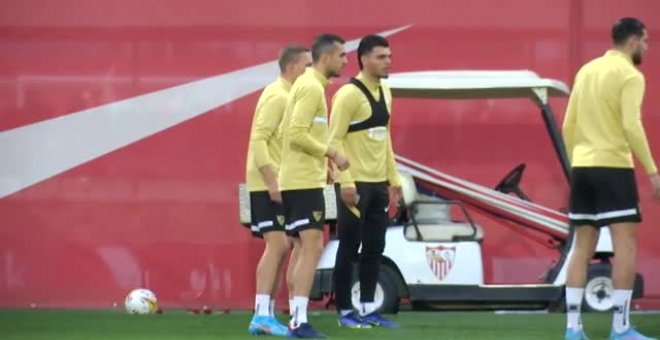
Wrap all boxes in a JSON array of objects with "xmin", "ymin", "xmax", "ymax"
[
  {"xmin": 350, "ymin": 265, "xmax": 400, "ymax": 314},
  {"xmin": 584, "ymin": 264, "xmax": 613, "ymax": 312}
]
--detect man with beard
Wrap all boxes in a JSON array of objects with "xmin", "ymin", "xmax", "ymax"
[
  {"xmin": 562, "ymin": 17, "xmax": 660, "ymax": 340},
  {"xmin": 279, "ymin": 33, "xmax": 349, "ymax": 338},
  {"xmin": 328, "ymin": 35, "xmax": 402, "ymax": 329}
]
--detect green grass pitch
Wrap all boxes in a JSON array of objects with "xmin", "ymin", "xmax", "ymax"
[{"xmin": 1, "ymin": 309, "xmax": 659, "ymax": 339}]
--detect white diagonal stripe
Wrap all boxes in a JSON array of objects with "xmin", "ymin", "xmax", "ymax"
[
  {"xmin": 257, "ymin": 221, "xmax": 274, "ymax": 229},
  {"xmin": 0, "ymin": 25, "xmax": 411, "ymax": 199},
  {"xmin": 569, "ymin": 208, "xmax": 637, "ymax": 221},
  {"xmin": 568, "ymin": 213, "xmax": 597, "ymax": 220},
  {"xmin": 285, "ymin": 218, "xmax": 310, "ymax": 230},
  {"xmin": 597, "ymin": 208, "xmax": 637, "ymax": 220}
]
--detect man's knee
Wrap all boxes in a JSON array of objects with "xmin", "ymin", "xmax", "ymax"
[
  {"xmin": 264, "ymin": 230, "xmax": 287, "ymax": 243},
  {"xmin": 610, "ymin": 222, "xmax": 639, "ymax": 250},
  {"xmin": 300, "ymin": 229, "xmax": 325, "ymax": 255},
  {"xmin": 308, "ymin": 240, "xmax": 325, "ymax": 256},
  {"xmin": 264, "ymin": 232, "xmax": 289, "ymax": 256},
  {"xmin": 290, "ymin": 236, "xmax": 302, "ymax": 249},
  {"xmin": 571, "ymin": 247, "xmax": 595, "ymax": 264}
]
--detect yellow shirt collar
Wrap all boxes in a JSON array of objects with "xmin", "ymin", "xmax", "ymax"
[
  {"xmin": 307, "ymin": 67, "xmax": 330, "ymax": 88},
  {"xmin": 605, "ymin": 49, "xmax": 633, "ymax": 64},
  {"xmin": 277, "ymin": 77, "xmax": 292, "ymax": 91},
  {"xmin": 356, "ymin": 72, "xmax": 381, "ymax": 91}
]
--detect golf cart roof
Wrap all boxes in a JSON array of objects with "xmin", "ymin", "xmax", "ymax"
[
  {"xmin": 383, "ymin": 70, "xmax": 570, "ymax": 102},
  {"xmin": 384, "ymin": 70, "xmax": 573, "ymax": 183}
]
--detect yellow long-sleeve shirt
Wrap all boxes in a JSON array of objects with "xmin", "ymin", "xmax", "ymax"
[
  {"xmin": 278, "ymin": 67, "xmax": 330, "ymax": 191},
  {"xmin": 329, "ymin": 73, "xmax": 401, "ymax": 188},
  {"xmin": 562, "ymin": 49, "xmax": 657, "ymax": 175},
  {"xmin": 245, "ymin": 77, "xmax": 291, "ymax": 192}
]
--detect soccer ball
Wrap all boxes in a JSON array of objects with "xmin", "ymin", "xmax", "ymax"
[{"xmin": 124, "ymin": 288, "xmax": 158, "ymax": 314}]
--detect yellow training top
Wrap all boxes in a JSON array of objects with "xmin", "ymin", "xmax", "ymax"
[
  {"xmin": 563, "ymin": 49, "xmax": 656, "ymax": 174},
  {"xmin": 245, "ymin": 77, "xmax": 291, "ymax": 192},
  {"xmin": 329, "ymin": 72, "xmax": 401, "ymax": 188},
  {"xmin": 278, "ymin": 67, "xmax": 331, "ymax": 191}
]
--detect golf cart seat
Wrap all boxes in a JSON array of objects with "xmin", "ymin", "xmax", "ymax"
[
  {"xmin": 399, "ymin": 172, "xmax": 484, "ymax": 242},
  {"xmin": 404, "ymin": 221, "xmax": 484, "ymax": 242}
]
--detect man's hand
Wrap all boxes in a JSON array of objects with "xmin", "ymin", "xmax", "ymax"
[
  {"xmin": 650, "ymin": 173, "xmax": 660, "ymax": 200},
  {"xmin": 327, "ymin": 148, "xmax": 350, "ymax": 171},
  {"xmin": 259, "ymin": 164, "xmax": 282, "ymax": 204},
  {"xmin": 327, "ymin": 166, "xmax": 335, "ymax": 184},
  {"xmin": 332, "ymin": 153, "xmax": 350, "ymax": 171},
  {"xmin": 340, "ymin": 186, "xmax": 359, "ymax": 207},
  {"xmin": 390, "ymin": 186, "xmax": 403, "ymax": 206},
  {"xmin": 267, "ymin": 184, "xmax": 282, "ymax": 204}
]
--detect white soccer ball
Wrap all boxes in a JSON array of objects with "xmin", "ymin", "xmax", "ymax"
[{"xmin": 124, "ymin": 288, "xmax": 158, "ymax": 314}]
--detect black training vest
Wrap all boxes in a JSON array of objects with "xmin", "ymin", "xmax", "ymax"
[{"xmin": 346, "ymin": 78, "xmax": 390, "ymax": 133}]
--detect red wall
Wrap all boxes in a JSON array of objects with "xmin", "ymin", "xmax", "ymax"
[{"xmin": 1, "ymin": 0, "xmax": 659, "ymax": 309}]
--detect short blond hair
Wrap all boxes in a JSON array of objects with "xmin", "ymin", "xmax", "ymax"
[{"xmin": 278, "ymin": 44, "xmax": 309, "ymax": 72}]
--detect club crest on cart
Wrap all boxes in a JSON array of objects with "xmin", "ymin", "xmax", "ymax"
[{"xmin": 425, "ymin": 245, "xmax": 456, "ymax": 281}]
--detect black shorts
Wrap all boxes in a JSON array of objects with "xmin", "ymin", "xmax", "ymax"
[
  {"xmin": 281, "ymin": 188, "xmax": 325, "ymax": 236},
  {"xmin": 569, "ymin": 167, "xmax": 641, "ymax": 227},
  {"xmin": 247, "ymin": 191, "xmax": 285, "ymax": 237}
]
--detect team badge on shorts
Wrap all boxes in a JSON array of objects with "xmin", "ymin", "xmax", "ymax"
[
  {"xmin": 276, "ymin": 215, "xmax": 285, "ymax": 226},
  {"xmin": 312, "ymin": 211, "xmax": 323, "ymax": 222}
]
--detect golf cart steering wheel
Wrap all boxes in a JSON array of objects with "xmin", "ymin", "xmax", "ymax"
[{"xmin": 494, "ymin": 163, "xmax": 530, "ymax": 201}]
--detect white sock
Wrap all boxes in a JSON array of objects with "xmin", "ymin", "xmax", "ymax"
[
  {"xmin": 565, "ymin": 287, "xmax": 584, "ymax": 331},
  {"xmin": 255, "ymin": 294, "xmax": 270, "ymax": 317},
  {"xmin": 269, "ymin": 299, "xmax": 275, "ymax": 317},
  {"xmin": 290, "ymin": 296, "xmax": 309, "ymax": 327},
  {"xmin": 289, "ymin": 299, "xmax": 294, "ymax": 316},
  {"xmin": 359, "ymin": 302, "xmax": 377, "ymax": 316},
  {"xmin": 340, "ymin": 309, "xmax": 352, "ymax": 317},
  {"xmin": 612, "ymin": 289, "xmax": 632, "ymax": 333}
]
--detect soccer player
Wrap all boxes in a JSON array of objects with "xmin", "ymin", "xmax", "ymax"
[
  {"xmin": 245, "ymin": 44, "xmax": 312, "ymax": 336},
  {"xmin": 328, "ymin": 35, "xmax": 401, "ymax": 329},
  {"xmin": 279, "ymin": 33, "xmax": 349, "ymax": 338},
  {"xmin": 562, "ymin": 17, "xmax": 660, "ymax": 340}
]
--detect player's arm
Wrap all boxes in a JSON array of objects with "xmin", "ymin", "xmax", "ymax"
[
  {"xmin": 384, "ymin": 88, "xmax": 401, "ymax": 188},
  {"xmin": 621, "ymin": 75, "xmax": 657, "ymax": 175},
  {"xmin": 288, "ymin": 85, "xmax": 329, "ymax": 157},
  {"xmin": 386, "ymin": 121, "xmax": 402, "ymax": 188},
  {"xmin": 289, "ymin": 85, "xmax": 349, "ymax": 169},
  {"xmin": 250, "ymin": 94, "xmax": 286, "ymax": 200},
  {"xmin": 562, "ymin": 92, "xmax": 578, "ymax": 166},
  {"xmin": 329, "ymin": 88, "xmax": 355, "ymax": 187}
]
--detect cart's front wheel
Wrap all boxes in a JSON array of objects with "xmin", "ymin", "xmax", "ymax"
[{"xmin": 350, "ymin": 265, "xmax": 400, "ymax": 314}]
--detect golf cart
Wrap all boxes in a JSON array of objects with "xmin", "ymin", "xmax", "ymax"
[{"xmin": 304, "ymin": 71, "xmax": 644, "ymax": 313}]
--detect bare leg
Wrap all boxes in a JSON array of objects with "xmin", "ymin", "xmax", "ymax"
[
  {"xmin": 609, "ymin": 222, "xmax": 639, "ymax": 334},
  {"xmin": 290, "ymin": 228, "xmax": 324, "ymax": 326},
  {"xmin": 565, "ymin": 225, "xmax": 599, "ymax": 332},
  {"xmin": 286, "ymin": 237, "xmax": 302, "ymax": 315},
  {"xmin": 254, "ymin": 231, "xmax": 288, "ymax": 316}
]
